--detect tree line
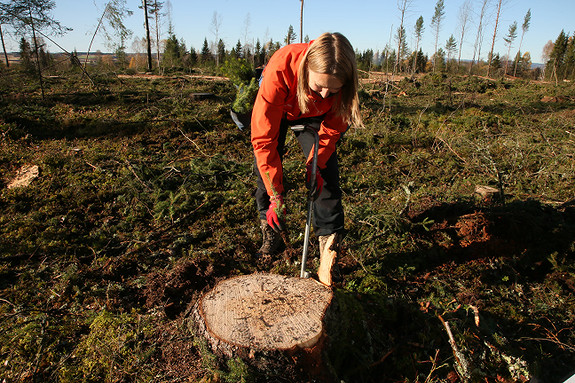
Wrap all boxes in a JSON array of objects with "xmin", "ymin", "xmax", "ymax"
[{"xmin": 0, "ymin": 0, "xmax": 571, "ymax": 84}]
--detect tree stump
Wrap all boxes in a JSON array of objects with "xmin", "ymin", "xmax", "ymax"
[
  {"xmin": 474, "ymin": 185, "xmax": 502, "ymax": 204},
  {"xmin": 188, "ymin": 273, "xmax": 333, "ymax": 380}
]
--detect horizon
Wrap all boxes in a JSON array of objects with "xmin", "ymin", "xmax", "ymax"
[{"xmin": 3, "ymin": 0, "xmax": 574, "ymax": 65}]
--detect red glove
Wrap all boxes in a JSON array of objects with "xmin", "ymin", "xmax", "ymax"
[
  {"xmin": 306, "ymin": 163, "xmax": 324, "ymax": 200},
  {"xmin": 266, "ymin": 195, "xmax": 286, "ymax": 232}
]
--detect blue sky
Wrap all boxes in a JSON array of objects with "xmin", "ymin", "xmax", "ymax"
[{"xmin": 5, "ymin": 0, "xmax": 575, "ymax": 64}]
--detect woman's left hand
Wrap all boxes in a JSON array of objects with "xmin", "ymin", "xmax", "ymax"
[{"xmin": 306, "ymin": 164, "xmax": 323, "ymax": 200}]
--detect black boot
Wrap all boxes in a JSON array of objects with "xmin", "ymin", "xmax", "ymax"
[{"xmin": 259, "ymin": 220, "xmax": 285, "ymax": 255}]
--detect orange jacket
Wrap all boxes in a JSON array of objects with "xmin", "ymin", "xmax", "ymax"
[{"xmin": 251, "ymin": 42, "xmax": 348, "ymax": 197}]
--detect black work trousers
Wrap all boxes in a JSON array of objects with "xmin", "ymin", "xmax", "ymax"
[{"xmin": 254, "ymin": 118, "xmax": 344, "ymax": 237}]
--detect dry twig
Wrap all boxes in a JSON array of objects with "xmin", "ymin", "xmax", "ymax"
[{"xmin": 438, "ymin": 314, "xmax": 471, "ymax": 381}]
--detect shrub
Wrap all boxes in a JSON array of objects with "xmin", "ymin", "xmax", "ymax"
[
  {"xmin": 220, "ymin": 58, "xmax": 255, "ymax": 86},
  {"xmin": 231, "ymin": 77, "xmax": 259, "ymax": 114}
]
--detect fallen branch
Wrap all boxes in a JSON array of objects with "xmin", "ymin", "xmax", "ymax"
[
  {"xmin": 178, "ymin": 127, "xmax": 210, "ymax": 157},
  {"xmin": 124, "ymin": 160, "xmax": 152, "ymax": 192},
  {"xmin": 438, "ymin": 314, "xmax": 471, "ymax": 381},
  {"xmin": 519, "ymin": 337, "xmax": 575, "ymax": 352}
]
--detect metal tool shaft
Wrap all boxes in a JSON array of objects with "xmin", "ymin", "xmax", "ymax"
[{"xmin": 300, "ymin": 127, "xmax": 319, "ymax": 278}]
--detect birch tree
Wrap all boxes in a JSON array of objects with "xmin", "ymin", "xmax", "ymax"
[
  {"xmin": 100, "ymin": 0, "xmax": 133, "ymax": 67},
  {"xmin": 210, "ymin": 11, "xmax": 222, "ymax": 65},
  {"xmin": 470, "ymin": 0, "xmax": 489, "ymax": 74},
  {"xmin": 513, "ymin": 8, "xmax": 530, "ymax": 76},
  {"xmin": 457, "ymin": 0, "xmax": 472, "ymax": 66}
]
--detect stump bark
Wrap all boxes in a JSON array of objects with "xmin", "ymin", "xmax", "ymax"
[{"xmin": 189, "ymin": 273, "xmax": 333, "ymax": 380}]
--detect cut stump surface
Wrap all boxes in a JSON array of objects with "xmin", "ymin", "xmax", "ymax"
[{"xmin": 197, "ymin": 273, "xmax": 332, "ymax": 351}]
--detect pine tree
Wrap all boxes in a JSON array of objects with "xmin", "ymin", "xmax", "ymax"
[
  {"xmin": 430, "ymin": 0, "xmax": 445, "ymax": 72},
  {"xmin": 217, "ymin": 39, "xmax": 226, "ymax": 67},
  {"xmin": 565, "ymin": 37, "xmax": 575, "ymax": 80},
  {"xmin": 148, "ymin": 0, "xmax": 164, "ymax": 69},
  {"xmin": 395, "ymin": 26, "xmax": 408, "ymax": 72},
  {"xmin": 163, "ymin": 33, "xmax": 181, "ymax": 67},
  {"xmin": 432, "ymin": 48, "xmax": 446, "ymax": 72},
  {"xmin": 201, "ymin": 37, "xmax": 212, "ymax": 64},
  {"xmin": 487, "ymin": 0, "xmax": 504, "ymax": 77},
  {"xmin": 19, "ymin": 37, "xmax": 34, "ymax": 73},
  {"xmin": 546, "ymin": 30, "xmax": 569, "ymax": 82},
  {"xmin": 445, "ymin": 35, "xmax": 457, "ymax": 72},
  {"xmin": 395, "ymin": 0, "xmax": 412, "ymax": 75},
  {"xmin": 141, "ymin": 0, "xmax": 153, "ymax": 71},
  {"xmin": 513, "ymin": 9, "xmax": 531, "ymax": 76},
  {"xmin": 412, "ymin": 16, "xmax": 424, "ymax": 74},
  {"xmin": 254, "ymin": 39, "xmax": 262, "ymax": 67},
  {"xmin": 188, "ymin": 47, "xmax": 198, "ymax": 66},
  {"xmin": 503, "ymin": 21, "xmax": 518, "ymax": 75},
  {"xmin": 234, "ymin": 40, "xmax": 243, "ymax": 59},
  {"xmin": 284, "ymin": 25, "xmax": 297, "ymax": 45}
]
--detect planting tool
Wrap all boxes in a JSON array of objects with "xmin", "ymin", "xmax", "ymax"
[{"xmin": 290, "ymin": 123, "xmax": 320, "ymax": 278}]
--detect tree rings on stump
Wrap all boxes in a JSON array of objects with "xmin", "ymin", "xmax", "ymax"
[{"xmin": 189, "ymin": 272, "xmax": 333, "ymax": 378}]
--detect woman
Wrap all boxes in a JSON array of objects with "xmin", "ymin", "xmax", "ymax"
[{"xmin": 251, "ymin": 32, "xmax": 362, "ymax": 285}]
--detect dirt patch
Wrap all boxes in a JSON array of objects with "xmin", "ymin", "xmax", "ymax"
[
  {"xmin": 144, "ymin": 258, "xmax": 217, "ymax": 318},
  {"xmin": 408, "ymin": 198, "xmax": 572, "ymax": 261}
]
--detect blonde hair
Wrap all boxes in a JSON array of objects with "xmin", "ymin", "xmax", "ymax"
[{"xmin": 297, "ymin": 32, "xmax": 362, "ymax": 128}]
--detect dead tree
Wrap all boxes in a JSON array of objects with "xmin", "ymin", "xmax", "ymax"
[
  {"xmin": 486, "ymin": 0, "xmax": 504, "ymax": 77},
  {"xmin": 300, "ymin": 0, "xmax": 304, "ymax": 43},
  {"xmin": 394, "ymin": 0, "xmax": 412, "ymax": 75},
  {"xmin": 469, "ymin": 0, "xmax": 489, "ymax": 74},
  {"xmin": 457, "ymin": 0, "xmax": 472, "ymax": 67},
  {"xmin": 513, "ymin": 9, "xmax": 531, "ymax": 77}
]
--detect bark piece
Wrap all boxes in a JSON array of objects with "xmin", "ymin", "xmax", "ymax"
[
  {"xmin": 318, "ymin": 235, "xmax": 338, "ymax": 287},
  {"xmin": 7, "ymin": 165, "xmax": 39, "ymax": 189}
]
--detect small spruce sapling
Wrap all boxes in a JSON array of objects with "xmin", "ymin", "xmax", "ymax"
[{"xmin": 232, "ymin": 77, "xmax": 259, "ymax": 114}]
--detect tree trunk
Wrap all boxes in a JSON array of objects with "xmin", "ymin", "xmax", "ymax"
[
  {"xmin": 469, "ymin": 0, "xmax": 488, "ymax": 75},
  {"xmin": 299, "ymin": 0, "xmax": 304, "ymax": 43},
  {"xmin": 0, "ymin": 24, "xmax": 9, "ymax": 67},
  {"xmin": 487, "ymin": 0, "xmax": 503, "ymax": 78},
  {"xmin": 28, "ymin": 7, "xmax": 45, "ymax": 99},
  {"xmin": 154, "ymin": 0, "xmax": 161, "ymax": 70},
  {"xmin": 142, "ymin": 0, "xmax": 153, "ymax": 72},
  {"xmin": 188, "ymin": 273, "xmax": 333, "ymax": 380}
]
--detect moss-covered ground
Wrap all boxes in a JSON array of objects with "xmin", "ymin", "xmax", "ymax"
[{"xmin": 1, "ymin": 69, "xmax": 574, "ymax": 382}]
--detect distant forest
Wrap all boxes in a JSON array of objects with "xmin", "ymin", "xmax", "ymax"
[{"xmin": 2, "ymin": 0, "xmax": 575, "ymax": 83}]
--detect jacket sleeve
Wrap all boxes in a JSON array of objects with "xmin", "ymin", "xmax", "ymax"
[
  {"xmin": 310, "ymin": 109, "xmax": 348, "ymax": 170},
  {"xmin": 250, "ymin": 64, "xmax": 292, "ymax": 197}
]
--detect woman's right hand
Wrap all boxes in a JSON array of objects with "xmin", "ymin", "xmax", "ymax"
[{"xmin": 266, "ymin": 195, "xmax": 286, "ymax": 232}]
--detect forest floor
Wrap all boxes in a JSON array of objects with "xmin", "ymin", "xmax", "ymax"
[{"xmin": 0, "ymin": 69, "xmax": 574, "ymax": 382}]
